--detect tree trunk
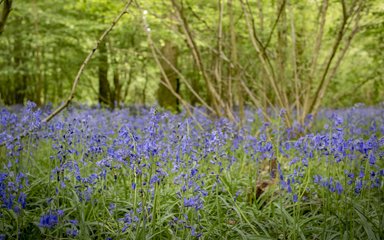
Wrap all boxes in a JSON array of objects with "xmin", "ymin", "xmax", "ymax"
[
  {"xmin": 98, "ymin": 40, "xmax": 111, "ymax": 106},
  {"xmin": 0, "ymin": 0, "xmax": 12, "ymax": 35},
  {"xmin": 157, "ymin": 41, "xmax": 179, "ymax": 111},
  {"xmin": 113, "ymin": 68, "xmax": 120, "ymax": 108},
  {"xmin": 14, "ymin": 36, "xmax": 26, "ymax": 104}
]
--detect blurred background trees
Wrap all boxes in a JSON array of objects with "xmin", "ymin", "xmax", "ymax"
[{"xmin": 0, "ymin": 0, "xmax": 383, "ymax": 124}]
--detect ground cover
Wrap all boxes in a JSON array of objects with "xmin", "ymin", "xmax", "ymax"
[{"xmin": 0, "ymin": 102, "xmax": 383, "ymax": 239}]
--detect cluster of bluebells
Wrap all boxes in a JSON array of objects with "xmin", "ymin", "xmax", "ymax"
[
  {"xmin": 169, "ymin": 215, "xmax": 203, "ymax": 238},
  {"xmin": 0, "ymin": 171, "xmax": 28, "ymax": 214},
  {"xmin": 66, "ymin": 219, "xmax": 79, "ymax": 237},
  {"xmin": 39, "ymin": 210, "xmax": 64, "ymax": 229},
  {"xmin": 0, "ymin": 102, "xmax": 383, "ymax": 238},
  {"xmin": 277, "ymin": 105, "xmax": 384, "ymax": 201}
]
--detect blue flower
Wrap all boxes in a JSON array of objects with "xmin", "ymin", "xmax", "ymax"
[
  {"xmin": 150, "ymin": 175, "xmax": 160, "ymax": 185},
  {"xmin": 313, "ymin": 175, "xmax": 322, "ymax": 184},
  {"xmin": 368, "ymin": 152, "xmax": 376, "ymax": 166},
  {"xmin": 66, "ymin": 228, "xmax": 79, "ymax": 237},
  {"xmin": 57, "ymin": 209, "xmax": 64, "ymax": 216},
  {"xmin": 39, "ymin": 213, "xmax": 59, "ymax": 228},
  {"xmin": 355, "ymin": 180, "xmax": 363, "ymax": 194},
  {"xmin": 359, "ymin": 170, "xmax": 365, "ymax": 179},
  {"xmin": 183, "ymin": 196, "xmax": 203, "ymax": 210},
  {"xmin": 191, "ymin": 168, "xmax": 198, "ymax": 177},
  {"xmin": 293, "ymin": 194, "xmax": 298, "ymax": 203},
  {"xmin": 335, "ymin": 182, "xmax": 343, "ymax": 195},
  {"xmin": 17, "ymin": 192, "xmax": 26, "ymax": 209},
  {"xmin": 69, "ymin": 219, "xmax": 78, "ymax": 225}
]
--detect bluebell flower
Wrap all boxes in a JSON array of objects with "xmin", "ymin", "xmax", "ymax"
[
  {"xmin": 234, "ymin": 190, "xmax": 241, "ymax": 202},
  {"xmin": 293, "ymin": 194, "xmax": 298, "ymax": 203},
  {"xmin": 66, "ymin": 228, "xmax": 79, "ymax": 237},
  {"xmin": 301, "ymin": 158, "xmax": 308, "ymax": 167},
  {"xmin": 150, "ymin": 175, "xmax": 160, "ymax": 185},
  {"xmin": 183, "ymin": 195, "xmax": 203, "ymax": 210},
  {"xmin": 287, "ymin": 184, "xmax": 292, "ymax": 193},
  {"xmin": 191, "ymin": 168, "xmax": 198, "ymax": 177},
  {"xmin": 368, "ymin": 152, "xmax": 376, "ymax": 166},
  {"xmin": 69, "ymin": 219, "xmax": 78, "ymax": 225},
  {"xmin": 191, "ymin": 226, "xmax": 202, "ymax": 238},
  {"xmin": 39, "ymin": 213, "xmax": 59, "ymax": 228},
  {"xmin": 359, "ymin": 170, "xmax": 365, "ymax": 179},
  {"xmin": 57, "ymin": 209, "xmax": 64, "ymax": 216},
  {"xmin": 313, "ymin": 175, "xmax": 322, "ymax": 184},
  {"xmin": 355, "ymin": 180, "xmax": 363, "ymax": 194},
  {"xmin": 17, "ymin": 192, "xmax": 26, "ymax": 209}
]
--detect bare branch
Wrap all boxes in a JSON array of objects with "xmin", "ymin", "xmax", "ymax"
[{"xmin": 262, "ymin": 0, "xmax": 286, "ymax": 51}]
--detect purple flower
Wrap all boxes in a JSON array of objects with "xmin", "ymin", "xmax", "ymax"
[
  {"xmin": 191, "ymin": 168, "xmax": 198, "ymax": 177},
  {"xmin": 359, "ymin": 170, "xmax": 365, "ymax": 179},
  {"xmin": 355, "ymin": 180, "xmax": 363, "ymax": 194},
  {"xmin": 293, "ymin": 194, "xmax": 298, "ymax": 203},
  {"xmin": 150, "ymin": 175, "xmax": 160, "ymax": 185},
  {"xmin": 69, "ymin": 219, "xmax": 78, "ymax": 225},
  {"xmin": 66, "ymin": 228, "xmax": 79, "ymax": 237},
  {"xmin": 313, "ymin": 175, "xmax": 322, "ymax": 184},
  {"xmin": 39, "ymin": 213, "xmax": 59, "ymax": 228},
  {"xmin": 57, "ymin": 209, "xmax": 64, "ymax": 216},
  {"xmin": 234, "ymin": 190, "xmax": 241, "ymax": 202},
  {"xmin": 335, "ymin": 182, "xmax": 343, "ymax": 195},
  {"xmin": 183, "ymin": 196, "xmax": 203, "ymax": 210},
  {"xmin": 17, "ymin": 192, "xmax": 26, "ymax": 209},
  {"xmin": 368, "ymin": 152, "xmax": 376, "ymax": 166}
]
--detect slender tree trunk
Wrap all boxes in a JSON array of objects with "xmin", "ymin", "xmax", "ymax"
[
  {"xmin": 157, "ymin": 40, "xmax": 179, "ymax": 111},
  {"xmin": 98, "ymin": 40, "xmax": 111, "ymax": 106},
  {"xmin": 276, "ymin": 0, "xmax": 288, "ymax": 107},
  {"xmin": 0, "ymin": 0, "xmax": 12, "ymax": 35},
  {"xmin": 189, "ymin": 63, "xmax": 200, "ymax": 106},
  {"xmin": 228, "ymin": 0, "xmax": 243, "ymax": 120},
  {"xmin": 14, "ymin": 36, "xmax": 26, "ymax": 104},
  {"xmin": 113, "ymin": 68, "xmax": 120, "ymax": 108}
]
